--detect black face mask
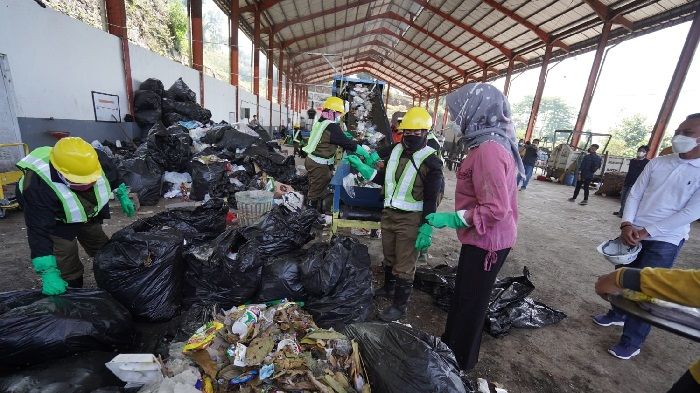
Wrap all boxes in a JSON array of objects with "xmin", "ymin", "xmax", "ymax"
[{"xmin": 402, "ymin": 135, "xmax": 427, "ymax": 151}]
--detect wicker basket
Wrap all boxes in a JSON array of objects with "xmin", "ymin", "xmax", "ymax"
[{"xmin": 236, "ymin": 190, "xmax": 274, "ymax": 226}]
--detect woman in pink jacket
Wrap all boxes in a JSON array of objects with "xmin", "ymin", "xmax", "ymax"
[{"xmin": 426, "ymin": 83, "xmax": 522, "ymax": 371}]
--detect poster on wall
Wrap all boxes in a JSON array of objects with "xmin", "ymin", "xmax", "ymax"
[{"xmin": 92, "ymin": 91, "xmax": 121, "ymax": 122}]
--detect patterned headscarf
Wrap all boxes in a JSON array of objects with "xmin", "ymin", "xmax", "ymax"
[{"xmin": 446, "ymin": 83, "xmax": 525, "ymax": 177}]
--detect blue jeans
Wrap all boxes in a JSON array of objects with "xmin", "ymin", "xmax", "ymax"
[
  {"xmin": 521, "ymin": 165, "xmax": 535, "ymax": 189},
  {"xmin": 609, "ymin": 239, "xmax": 685, "ymax": 348}
]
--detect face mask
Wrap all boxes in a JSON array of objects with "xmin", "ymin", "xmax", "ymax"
[
  {"xmin": 402, "ymin": 135, "xmax": 426, "ymax": 151},
  {"xmin": 671, "ymin": 135, "xmax": 698, "ymax": 154},
  {"xmin": 637, "ymin": 152, "xmax": 647, "ymax": 159}
]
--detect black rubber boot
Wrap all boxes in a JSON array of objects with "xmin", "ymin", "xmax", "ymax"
[
  {"xmin": 306, "ymin": 199, "xmax": 319, "ymax": 210},
  {"xmin": 374, "ymin": 266, "xmax": 396, "ymax": 298},
  {"xmin": 379, "ymin": 278, "xmax": 412, "ymax": 322},
  {"xmin": 66, "ymin": 276, "xmax": 84, "ymax": 288}
]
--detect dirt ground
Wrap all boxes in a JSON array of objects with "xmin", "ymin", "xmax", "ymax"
[{"xmin": 1, "ymin": 163, "xmax": 698, "ymax": 393}]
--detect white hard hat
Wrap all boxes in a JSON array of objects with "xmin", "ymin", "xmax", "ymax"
[{"xmin": 597, "ymin": 238, "xmax": 641, "ymax": 265}]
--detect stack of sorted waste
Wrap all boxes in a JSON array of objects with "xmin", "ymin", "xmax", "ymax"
[
  {"xmin": 169, "ymin": 301, "xmax": 372, "ymax": 392},
  {"xmin": 414, "ymin": 266, "xmax": 567, "ymax": 337},
  {"xmin": 133, "ymin": 77, "xmax": 212, "ymax": 130},
  {"xmin": 595, "ymin": 171, "xmax": 626, "ymax": 197},
  {"xmin": 342, "ymin": 82, "xmax": 386, "ymax": 147}
]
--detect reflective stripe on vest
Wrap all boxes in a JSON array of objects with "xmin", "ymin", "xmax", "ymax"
[
  {"xmin": 383, "ymin": 144, "xmax": 436, "ymax": 212},
  {"xmin": 307, "ymin": 154, "xmax": 335, "ymax": 165},
  {"xmin": 17, "ymin": 146, "xmax": 111, "ymax": 223},
  {"xmin": 302, "ymin": 119, "xmax": 332, "ymax": 155}
]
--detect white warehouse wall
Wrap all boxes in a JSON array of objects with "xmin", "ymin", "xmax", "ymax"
[
  {"xmin": 203, "ymin": 75, "xmax": 236, "ymax": 124},
  {"xmin": 258, "ymin": 98, "xmax": 271, "ymax": 127},
  {"xmin": 129, "ymin": 44, "xmax": 200, "ymax": 102},
  {"xmin": 0, "ymin": 0, "xmax": 128, "ymax": 120},
  {"xmin": 239, "ymin": 89, "xmax": 257, "ymax": 123}
]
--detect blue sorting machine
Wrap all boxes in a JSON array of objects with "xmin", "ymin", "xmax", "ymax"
[{"xmin": 329, "ymin": 161, "xmax": 383, "ymax": 234}]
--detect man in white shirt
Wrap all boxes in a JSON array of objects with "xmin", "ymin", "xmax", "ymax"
[{"xmin": 593, "ymin": 113, "xmax": 700, "ymax": 360}]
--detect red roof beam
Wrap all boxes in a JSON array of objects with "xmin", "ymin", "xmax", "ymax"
[
  {"xmin": 240, "ymin": 0, "xmax": 282, "ymax": 13},
  {"xmin": 305, "ymin": 56, "xmax": 429, "ymax": 92},
  {"xmin": 482, "ymin": 0, "xmax": 569, "ymax": 51},
  {"xmin": 581, "ymin": 0, "xmax": 633, "ymax": 30},
  {"xmin": 307, "ymin": 62, "xmax": 422, "ymax": 93},
  {"xmin": 264, "ymin": 0, "xmax": 375, "ymax": 35},
  {"xmin": 309, "ymin": 63, "xmax": 422, "ymax": 95}
]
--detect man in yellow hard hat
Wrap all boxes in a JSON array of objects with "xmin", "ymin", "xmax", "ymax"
[
  {"xmin": 303, "ymin": 96, "xmax": 370, "ymax": 211},
  {"xmin": 16, "ymin": 137, "xmax": 135, "ymax": 295},
  {"xmin": 346, "ymin": 107, "xmax": 444, "ymax": 321}
]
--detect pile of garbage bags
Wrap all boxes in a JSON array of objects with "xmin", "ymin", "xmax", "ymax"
[
  {"xmin": 0, "ymin": 289, "xmax": 135, "ymax": 366},
  {"xmin": 134, "ymin": 77, "xmax": 211, "ymax": 129},
  {"xmin": 415, "ymin": 266, "xmax": 567, "ymax": 337}
]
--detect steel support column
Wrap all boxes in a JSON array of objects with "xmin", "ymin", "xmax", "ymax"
[
  {"xmin": 572, "ymin": 20, "xmax": 612, "ymax": 148},
  {"xmin": 268, "ymin": 34, "xmax": 274, "ymax": 127},
  {"xmin": 525, "ymin": 43, "xmax": 554, "ymax": 141},
  {"xmin": 425, "ymin": 91, "xmax": 431, "ymax": 110},
  {"xmin": 441, "ymin": 82, "xmax": 453, "ymax": 130},
  {"xmin": 417, "ymin": 94, "xmax": 422, "ymax": 107},
  {"xmin": 229, "ymin": 0, "xmax": 239, "ymax": 121},
  {"xmin": 191, "ymin": 0, "xmax": 204, "ymax": 106},
  {"xmin": 253, "ymin": 9, "xmax": 261, "ymax": 116},
  {"xmin": 648, "ymin": 7, "xmax": 700, "ymax": 157},
  {"xmin": 432, "ymin": 87, "xmax": 440, "ymax": 125},
  {"xmin": 503, "ymin": 57, "xmax": 514, "ymax": 97},
  {"xmin": 105, "ymin": 0, "xmax": 134, "ymax": 116},
  {"xmin": 412, "ymin": 96, "xmax": 416, "ymax": 107},
  {"xmin": 278, "ymin": 50, "xmax": 284, "ymax": 127},
  {"xmin": 482, "ymin": 67, "xmax": 487, "ymax": 82}
]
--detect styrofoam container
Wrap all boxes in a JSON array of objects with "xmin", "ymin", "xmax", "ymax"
[{"xmin": 105, "ymin": 354, "xmax": 164, "ymax": 385}]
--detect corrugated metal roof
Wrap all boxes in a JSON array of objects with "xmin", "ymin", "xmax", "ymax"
[{"xmin": 213, "ymin": 0, "xmax": 698, "ymax": 95}]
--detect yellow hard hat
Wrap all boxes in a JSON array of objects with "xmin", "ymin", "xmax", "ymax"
[
  {"xmin": 49, "ymin": 137, "xmax": 102, "ymax": 184},
  {"xmin": 399, "ymin": 107, "xmax": 432, "ymax": 130},
  {"xmin": 322, "ymin": 96, "xmax": 345, "ymax": 114}
]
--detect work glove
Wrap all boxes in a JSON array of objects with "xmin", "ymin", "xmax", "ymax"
[
  {"xmin": 365, "ymin": 151, "xmax": 381, "ymax": 167},
  {"xmin": 113, "ymin": 183, "xmax": 136, "ymax": 217},
  {"xmin": 415, "ymin": 224, "xmax": 433, "ymax": 251},
  {"xmin": 31, "ymin": 255, "xmax": 68, "ymax": 296},
  {"xmin": 354, "ymin": 145, "xmax": 371, "ymax": 161},
  {"xmin": 426, "ymin": 212, "xmax": 468, "ymax": 229},
  {"xmin": 347, "ymin": 155, "xmax": 376, "ymax": 180}
]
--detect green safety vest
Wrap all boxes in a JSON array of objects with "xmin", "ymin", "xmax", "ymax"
[
  {"xmin": 303, "ymin": 119, "xmax": 335, "ymax": 165},
  {"xmin": 384, "ymin": 144, "xmax": 436, "ymax": 212},
  {"xmin": 17, "ymin": 146, "xmax": 111, "ymax": 224}
]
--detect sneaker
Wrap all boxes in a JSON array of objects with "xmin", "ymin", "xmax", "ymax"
[
  {"xmin": 580, "ymin": 200, "xmax": 588, "ymax": 205},
  {"xmin": 519, "ymin": 187, "xmax": 526, "ymax": 191},
  {"xmin": 592, "ymin": 313, "xmax": 625, "ymax": 327},
  {"xmin": 568, "ymin": 198, "xmax": 576, "ymax": 202},
  {"xmin": 608, "ymin": 343, "xmax": 641, "ymax": 360},
  {"xmin": 612, "ymin": 212, "xmax": 620, "ymax": 216}
]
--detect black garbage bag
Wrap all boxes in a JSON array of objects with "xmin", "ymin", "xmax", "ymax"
[
  {"xmin": 414, "ymin": 264, "xmax": 457, "ymax": 312},
  {"xmin": 254, "ymin": 252, "xmax": 306, "ymax": 303},
  {"xmin": 344, "ymin": 322, "xmax": 467, "ymax": 393},
  {"xmin": 182, "ymin": 228, "xmax": 263, "ymax": 309},
  {"xmin": 118, "ymin": 155, "xmax": 163, "ymax": 206},
  {"xmin": 254, "ymin": 206, "xmax": 319, "ymax": 257},
  {"xmin": 134, "ymin": 109, "xmax": 162, "ymax": 128},
  {"xmin": 171, "ymin": 101, "xmax": 212, "ymax": 123},
  {"xmin": 203, "ymin": 124, "xmax": 259, "ymax": 151},
  {"xmin": 146, "ymin": 127, "xmax": 192, "ymax": 172},
  {"xmin": 139, "ymin": 78, "xmax": 165, "ymax": 96},
  {"xmin": 167, "ymin": 77, "xmax": 197, "ymax": 102},
  {"xmin": 301, "ymin": 236, "xmax": 373, "ymax": 329},
  {"xmin": 195, "ymin": 145, "xmax": 237, "ymax": 162},
  {"xmin": 0, "ymin": 289, "xmax": 134, "ymax": 366},
  {"xmin": 161, "ymin": 96, "xmax": 177, "ymax": 113},
  {"xmin": 133, "ymin": 198, "xmax": 227, "ymax": 244},
  {"xmin": 134, "ymin": 90, "xmax": 162, "ymax": 111},
  {"xmin": 283, "ymin": 174, "xmax": 309, "ymax": 196},
  {"xmin": 0, "ymin": 351, "xmax": 125, "ymax": 392},
  {"xmin": 189, "ymin": 156, "xmax": 228, "ymax": 201},
  {"xmin": 249, "ymin": 124, "xmax": 272, "ymax": 142},
  {"xmin": 484, "ymin": 266, "xmax": 566, "ymax": 337},
  {"xmin": 175, "ymin": 302, "xmax": 219, "ymax": 342},
  {"xmin": 94, "ymin": 226, "xmax": 185, "ymax": 322},
  {"xmin": 163, "ymin": 111, "xmax": 187, "ymax": 127}
]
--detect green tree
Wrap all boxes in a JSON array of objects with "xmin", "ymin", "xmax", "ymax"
[
  {"xmin": 168, "ymin": 0, "xmax": 188, "ymax": 53},
  {"xmin": 607, "ymin": 114, "xmax": 651, "ymax": 156},
  {"xmin": 511, "ymin": 96, "xmax": 576, "ymax": 141}
]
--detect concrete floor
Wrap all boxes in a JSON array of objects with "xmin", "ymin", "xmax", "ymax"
[{"xmin": 1, "ymin": 165, "xmax": 698, "ymax": 393}]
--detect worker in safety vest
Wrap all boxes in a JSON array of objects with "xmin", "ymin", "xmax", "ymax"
[
  {"xmin": 303, "ymin": 96, "xmax": 370, "ymax": 211},
  {"xmin": 347, "ymin": 107, "xmax": 444, "ymax": 321},
  {"xmin": 16, "ymin": 137, "xmax": 135, "ymax": 295}
]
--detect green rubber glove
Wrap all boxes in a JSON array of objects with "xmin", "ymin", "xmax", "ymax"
[
  {"xmin": 415, "ymin": 224, "xmax": 433, "ymax": 251},
  {"xmin": 365, "ymin": 151, "xmax": 381, "ymax": 167},
  {"xmin": 113, "ymin": 183, "xmax": 136, "ymax": 217},
  {"xmin": 31, "ymin": 255, "xmax": 68, "ymax": 296},
  {"xmin": 426, "ymin": 212, "xmax": 468, "ymax": 229},
  {"xmin": 347, "ymin": 155, "xmax": 376, "ymax": 180},
  {"xmin": 354, "ymin": 145, "xmax": 370, "ymax": 161}
]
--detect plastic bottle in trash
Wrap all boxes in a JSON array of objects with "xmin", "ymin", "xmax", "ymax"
[{"xmin": 231, "ymin": 307, "xmax": 261, "ymax": 338}]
